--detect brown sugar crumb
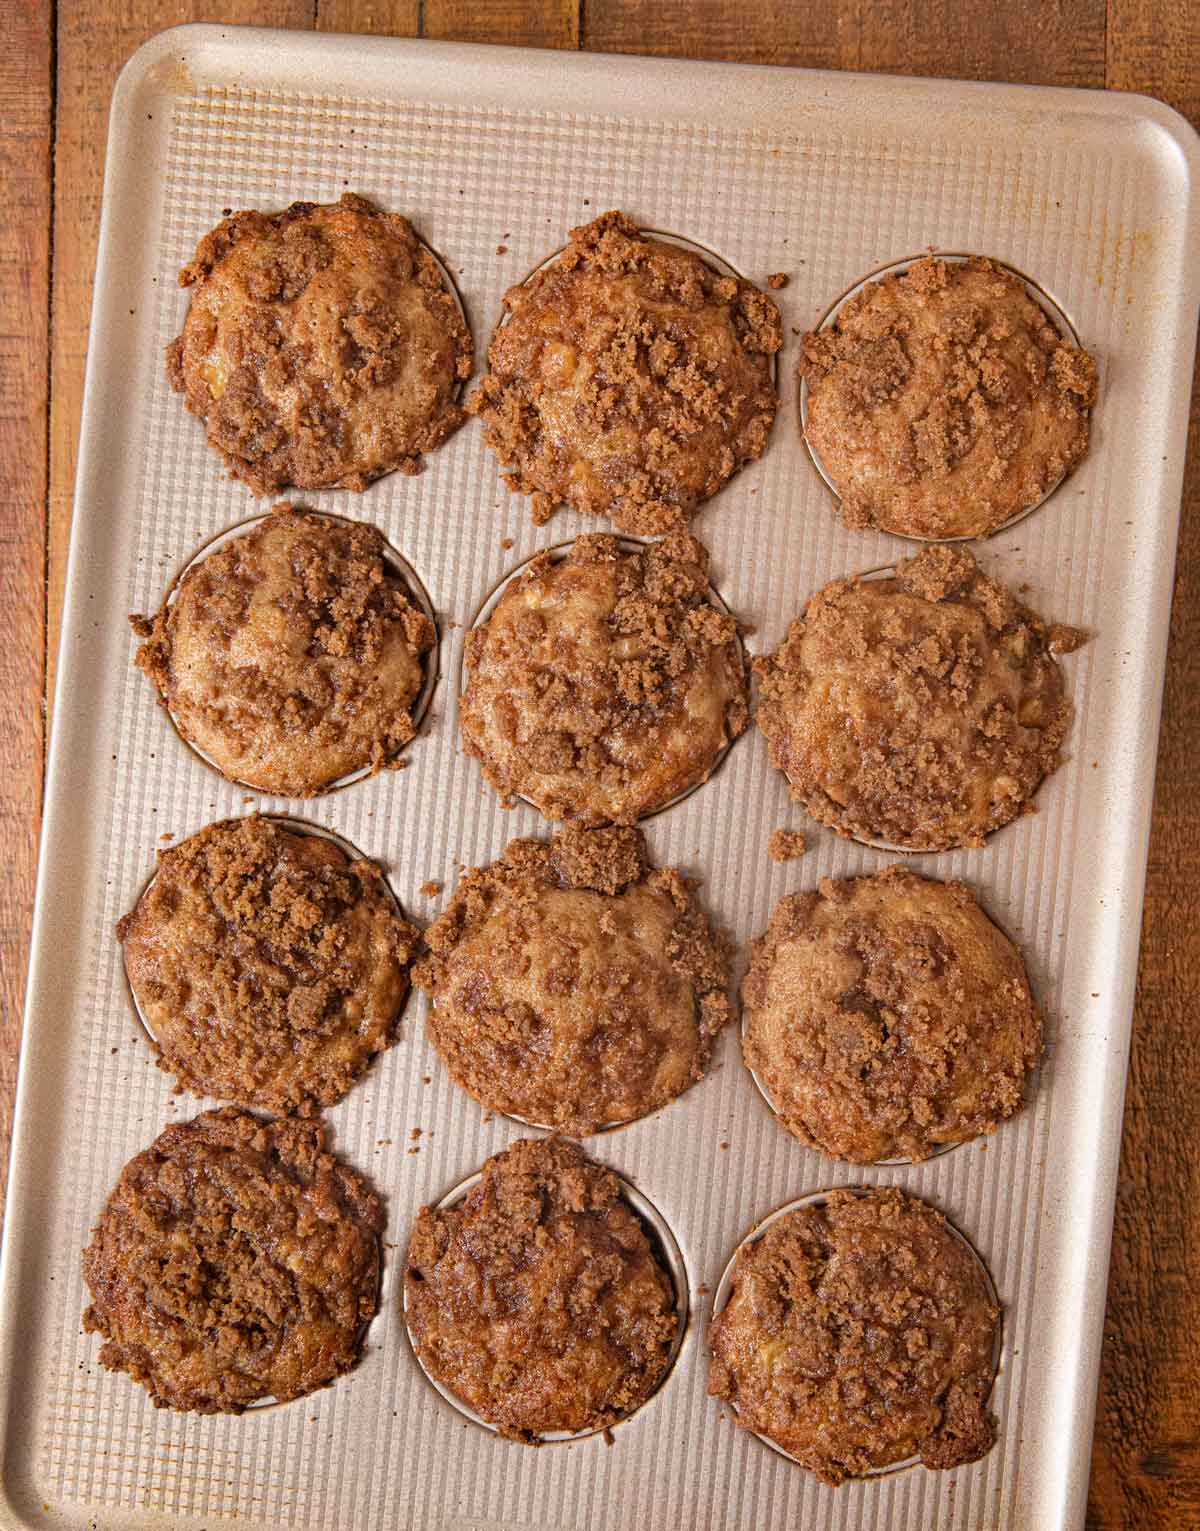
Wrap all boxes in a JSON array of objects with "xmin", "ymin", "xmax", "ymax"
[
  {"xmin": 742, "ymin": 866, "xmax": 1043, "ymax": 1163},
  {"xmin": 767, "ymin": 272, "xmax": 789, "ymax": 289},
  {"xmin": 754, "ymin": 544, "xmax": 1083, "ymax": 850},
  {"xmin": 709, "ymin": 1188, "xmax": 999, "ymax": 1483},
  {"xmin": 82, "ymin": 1108, "xmax": 382, "ymax": 1413},
  {"xmin": 405, "ymin": 1137, "xmax": 678, "ymax": 1440},
  {"xmin": 158, "ymin": 832, "xmax": 174, "ymax": 843},
  {"xmin": 117, "ymin": 815, "xmax": 418, "ymax": 1113},
  {"xmin": 767, "ymin": 829, "xmax": 807, "ymax": 862},
  {"xmin": 420, "ymin": 880, "xmax": 443, "ymax": 897},
  {"xmin": 414, "ymin": 824, "xmax": 733, "ymax": 1134},
  {"xmin": 467, "ymin": 209, "xmax": 781, "ymax": 534},
  {"xmin": 495, "ymin": 244, "xmax": 508, "ymax": 255},
  {"xmin": 460, "ymin": 530, "xmax": 748, "ymax": 825},
  {"xmin": 801, "ymin": 255, "xmax": 1098, "ymax": 539},
  {"xmin": 166, "ymin": 193, "xmax": 472, "ymax": 495},
  {"xmin": 131, "ymin": 508, "xmax": 434, "ymax": 796},
  {"xmin": 500, "ymin": 536, "xmax": 514, "ymax": 550}
]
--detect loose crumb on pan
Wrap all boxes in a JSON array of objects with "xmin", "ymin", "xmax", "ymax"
[
  {"xmin": 767, "ymin": 829, "xmax": 807, "ymax": 862},
  {"xmin": 767, "ymin": 272, "xmax": 789, "ymax": 289},
  {"xmin": 420, "ymin": 880, "xmax": 443, "ymax": 897}
]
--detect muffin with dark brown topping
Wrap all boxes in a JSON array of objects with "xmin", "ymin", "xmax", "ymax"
[
  {"xmin": 416, "ymin": 825, "xmax": 732, "ymax": 1134},
  {"xmin": 405, "ymin": 1136, "xmax": 679, "ymax": 1440},
  {"xmin": 468, "ymin": 210, "xmax": 781, "ymax": 533},
  {"xmin": 754, "ymin": 544, "xmax": 1084, "ymax": 850},
  {"xmin": 119, "ymin": 815, "xmax": 419, "ymax": 1114},
  {"xmin": 709, "ymin": 1187, "xmax": 999, "ymax": 1483},
  {"xmin": 132, "ymin": 507, "xmax": 434, "ymax": 796},
  {"xmin": 168, "ymin": 192, "xmax": 472, "ymax": 493},
  {"xmin": 460, "ymin": 530, "xmax": 747, "ymax": 825},
  {"xmin": 83, "ymin": 1108, "xmax": 383, "ymax": 1413},
  {"xmin": 742, "ymin": 867, "xmax": 1042, "ymax": 1162},
  {"xmin": 801, "ymin": 255, "xmax": 1097, "ymax": 539}
]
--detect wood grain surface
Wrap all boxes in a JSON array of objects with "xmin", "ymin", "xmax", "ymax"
[{"xmin": 1, "ymin": 2, "xmax": 1197, "ymax": 1525}]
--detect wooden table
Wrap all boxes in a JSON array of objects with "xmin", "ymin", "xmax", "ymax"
[{"xmin": 2, "ymin": 2, "xmax": 1197, "ymax": 1525}]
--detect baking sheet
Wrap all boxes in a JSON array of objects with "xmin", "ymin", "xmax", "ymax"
[{"xmin": 2, "ymin": 25, "xmax": 1199, "ymax": 1531}]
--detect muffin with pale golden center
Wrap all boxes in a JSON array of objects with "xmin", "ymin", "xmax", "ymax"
[
  {"xmin": 468, "ymin": 209, "xmax": 781, "ymax": 533},
  {"xmin": 709, "ymin": 1187, "xmax": 999, "ymax": 1484},
  {"xmin": 754, "ymin": 544, "xmax": 1084, "ymax": 850},
  {"xmin": 461, "ymin": 530, "xmax": 746, "ymax": 825},
  {"xmin": 416, "ymin": 825, "xmax": 732, "ymax": 1134},
  {"xmin": 132, "ymin": 507, "xmax": 434, "ymax": 796},
  {"xmin": 167, "ymin": 192, "xmax": 472, "ymax": 493},
  {"xmin": 119, "ymin": 815, "xmax": 419, "ymax": 1114},
  {"xmin": 405, "ymin": 1136, "xmax": 678, "ymax": 1440},
  {"xmin": 801, "ymin": 255, "xmax": 1097, "ymax": 539},
  {"xmin": 742, "ymin": 867, "xmax": 1042, "ymax": 1163},
  {"xmin": 83, "ymin": 1108, "xmax": 382, "ymax": 1413}
]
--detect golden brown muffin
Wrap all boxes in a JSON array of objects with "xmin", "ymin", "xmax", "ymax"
[
  {"xmin": 82, "ymin": 1108, "xmax": 382, "ymax": 1413},
  {"xmin": 742, "ymin": 868, "xmax": 1042, "ymax": 1163},
  {"xmin": 754, "ymin": 544, "xmax": 1084, "ymax": 850},
  {"xmin": 132, "ymin": 507, "xmax": 435, "ymax": 796},
  {"xmin": 119, "ymin": 816, "xmax": 419, "ymax": 1114},
  {"xmin": 404, "ymin": 1136, "xmax": 678, "ymax": 1440},
  {"xmin": 709, "ymin": 1187, "xmax": 999, "ymax": 1484},
  {"xmin": 467, "ymin": 210, "xmax": 781, "ymax": 533},
  {"xmin": 415, "ymin": 825, "xmax": 732, "ymax": 1134},
  {"xmin": 461, "ymin": 530, "xmax": 747, "ymax": 825},
  {"xmin": 167, "ymin": 193, "xmax": 472, "ymax": 494},
  {"xmin": 801, "ymin": 255, "xmax": 1097, "ymax": 539}
]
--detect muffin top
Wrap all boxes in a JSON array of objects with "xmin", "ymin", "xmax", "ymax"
[
  {"xmin": 709, "ymin": 1187, "xmax": 999, "ymax": 1484},
  {"xmin": 801, "ymin": 255, "xmax": 1097, "ymax": 539},
  {"xmin": 119, "ymin": 815, "xmax": 419, "ymax": 1114},
  {"xmin": 132, "ymin": 508, "xmax": 434, "ymax": 796},
  {"xmin": 461, "ymin": 530, "xmax": 747, "ymax": 824},
  {"xmin": 754, "ymin": 544, "xmax": 1083, "ymax": 850},
  {"xmin": 415, "ymin": 825, "xmax": 732, "ymax": 1134},
  {"xmin": 467, "ymin": 210, "xmax": 781, "ymax": 533},
  {"xmin": 404, "ymin": 1136, "xmax": 678, "ymax": 1440},
  {"xmin": 83, "ymin": 1108, "xmax": 382, "ymax": 1413},
  {"xmin": 742, "ymin": 867, "xmax": 1042, "ymax": 1163},
  {"xmin": 167, "ymin": 193, "xmax": 472, "ymax": 494}
]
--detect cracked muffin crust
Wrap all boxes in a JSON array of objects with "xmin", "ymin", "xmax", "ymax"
[
  {"xmin": 801, "ymin": 255, "xmax": 1098, "ymax": 540},
  {"xmin": 119, "ymin": 816, "xmax": 419, "ymax": 1114},
  {"xmin": 82, "ymin": 1108, "xmax": 383, "ymax": 1414},
  {"xmin": 741, "ymin": 867, "xmax": 1042, "ymax": 1163},
  {"xmin": 132, "ymin": 507, "xmax": 435, "ymax": 796},
  {"xmin": 460, "ymin": 530, "xmax": 747, "ymax": 825},
  {"xmin": 754, "ymin": 544, "xmax": 1084, "ymax": 850},
  {"xmin": 709, "ymin": 1187, "xmax": 999, "ymax": 1484},
  {"xmin": 404, "ymin": 1136, "xmax": 679, "ymax": 1440},
  {"xmin": 467, "ymin": 210, "xmax": 781, "ymax": 533},
  {"xmin": 415, "ymin": 825, "xmax": 733, "ymax": 1134},
  {"xmin": 167, "ymin": 192, "xmax": 472, "ymax": 494}
]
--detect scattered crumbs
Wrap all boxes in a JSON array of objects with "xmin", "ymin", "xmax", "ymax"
[
  {"xmin": 769, "ymin": 829, "xmax": 807, "ymax": 862},
  {"xmin": 448, "ymin": 619, "xmax": 460, "ymax": 630},
  {"xmin": 407, "ymin": 1146, "xmax": 420, "ymax": 1156},
  {"xmin": 422, "ymin": 1075, "xmax": 432, "ymax": 1085},
  {"xmin": 221, "ymin": 207, "xmax": 232, "ymax": 217},
  {"xmin": 377, "ymin": 1138, "xmax": 392, "ymax": 1147},
  {"xmin": 500, "ymin": 537, "xmax": 515, "ymax": 550},
  {"xmin": 481, "ymin": 1110, "xmax": 495, "ymax": 1124},
  {"xmin": 583, "ymin": 198, "xmax": 590, "ymax": 205},
  {"xmin": 495, "ymin": 244, "xmax": 508, "ymax": 255},
  {"xmin": 242, "ymin": 795, "xmax": 255, "ymax": 805},
  {"xmin": 602, "ymin": 1427, "xmax": 616, "ymax": 1446},
  {"xmin": 159, "ymin": 832, "xmax": 174, "ymax": 843},
  {"xmin": 1092, "ymin": 760, "xmax": 1099, "ymax": 768},
  {"xmin": 110, "ymin": 1046, "xmax": 118, "ymax": 1055},
  {"xmin": 791, "ymin": 325, "xmax": 802, "ymax": 336},
  {"xmin": 410, "ymin": 1127, "xmax": 423, "ymax": 1141},
  {"xmin": 1092, "ymin": 992, "xmax": 1100, "ymax": 998},
  {"xmin": 767, "ymin": 272, "xmax": 789, "ymax": 289},
  {"xmin": 420, "ymin": 880, "xmax": 443, "ymax": 897},
  {"xmin": 697, "ymin": 1282, "xmax": 709, "ymax": 1296},
  {"xmin": 719, "ymin": 1140, "xmax": 730, "ymax": 1151}
]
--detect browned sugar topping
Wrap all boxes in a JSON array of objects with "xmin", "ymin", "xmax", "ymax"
[
  {"xmin": 767, "ymin": 829, "xmax": 807, "ymax": 862},
  {"xmin": 467, "ymin": 210, "xmax": 781, "ymax": 533}
]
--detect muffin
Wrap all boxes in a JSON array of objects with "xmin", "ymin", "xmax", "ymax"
[
  {"xmin": 132, "ymin": 507, "xmax": 434, "ymax": 796},
  {"xmin": 742, "ymin": 867, "xmax": 1042, "ymax": 1162},
  {"xmin": 754, "ymin": 543, "xmax": 1084, "ymax": 850},
  {"xmin": 119, "ymin": 815, "xmax": 419, "ymax": 1114},
  {"xmin": 404, "ymin": 1136, "xmax": 678, "ymax": 1440},
  {"xmin": 82, "ymin": 1108, "xmax": 382, "ymax": 1413},
  {"xmin": 415, "ymin": 825, "xmax": 732, "ymax": 1134},
  {"xmin": 461, "ymin": 530, "xmax": 747, "ymax": 824},
  {"xmin": 467, "ymin": 210, "xmax": 781, "ymax": 533},
  {"xmin": 709, "ymin": 1187, "xmax": 999, "ymax": 1484},
  {"xmin": 167, "ymin": 192, "xmax": 472, "ymax": 493},
  {"xmin": 801, "ymin": 255, "xmax": 1098, "ymax": 539}
]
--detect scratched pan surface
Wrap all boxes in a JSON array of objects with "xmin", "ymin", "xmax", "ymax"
[{"xmin": 1, "ymin": 26, "xmax": 1198, "ymax": 1531}]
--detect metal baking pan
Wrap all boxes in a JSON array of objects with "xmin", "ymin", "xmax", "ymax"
[{"xmin": 2, "ymin": 25, "xmax": 1197, "ymax": 1531}]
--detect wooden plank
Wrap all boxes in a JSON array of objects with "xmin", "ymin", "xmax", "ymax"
[
  {"xmin": 1088, "ymin": 8, "xmax": 1200, "ymax": 1525},
  {"xmin": 422, "ymin": 0, "xmax": 579, "ymax": 49},
  {"xmin": 0, "ymin": 0, "xmax": 52, "ymax": 1243},
  {"xmin": 316, "ymin": 0, "xmax": 419, "ymax": 35},
  {"xmin": 46, "ymin": 0, "xmax": 315, "ymax": 724},
  {"xmin": 582, "ymin": 0, "xmax": 837, "ymax": 66}
]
